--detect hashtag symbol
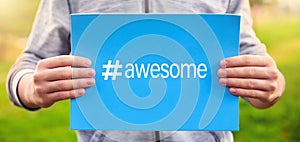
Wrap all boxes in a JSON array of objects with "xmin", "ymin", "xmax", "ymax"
[{"xmin": 102, "ymin": 60, "xmax": 123, "ymax": 80}]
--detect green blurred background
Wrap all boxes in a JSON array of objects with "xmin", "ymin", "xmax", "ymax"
[{"xmin": 0, "ymin": 0, "xmax": 299, "ymax": 141}]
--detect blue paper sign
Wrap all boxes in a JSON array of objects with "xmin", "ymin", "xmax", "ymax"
[{"xmin": 70, "ymin": 14, "xmax": 240, "ymax": 131}]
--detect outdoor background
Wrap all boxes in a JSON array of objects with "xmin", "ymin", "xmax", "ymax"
[{"xmin": 0, "ymin": 0, "xmax": 299, "ymax": 141}]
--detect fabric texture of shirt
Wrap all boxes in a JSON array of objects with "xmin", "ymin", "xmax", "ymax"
[{"xmin": 6, "ymin": 0, "xmax": 267, "ymax": 141}]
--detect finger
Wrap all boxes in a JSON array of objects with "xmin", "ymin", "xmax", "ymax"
[
  {"xmin": 40, "ymin": 67, "xmax": 95, "ymax": 81},
  {"xmin": 35, "ymin": 66, "xmax": 72, "ymax": 81},
  {"xmin": 42, "ymin": 78, "xmax": 95, "ymax": 93},
  {"xmin": 72, "ymin": 68, "xmax": 96, "ymax": 79},
  {"xmin": 37, "ymin": 55, "xmax": 91, "ymax": 69},
  {"xmin": 218, "ymin": 67, "xmax": 278, "ymax": 79},
  {"xmin": 49, "ymin": 89, "xmax": 86, "ymax": 103},
  {"xmin": 219, "ymin": 78, "xmax": 276, "ymax": 91},
  {"xmin": 220, "ymin": 55, "xmax": 271, "ymax": 68},
  {"xmin": 229, "ymin": 88, "xmax": 270, "ymax": 101}
]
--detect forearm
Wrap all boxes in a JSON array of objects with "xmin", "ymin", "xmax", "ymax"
[
  {"xmin": 6, "ymin": 0, "xmax": 71, "ymax": 110},
  {"xmin": 6, "ymin": 53, "xmax": 37, "ymax": 109}
]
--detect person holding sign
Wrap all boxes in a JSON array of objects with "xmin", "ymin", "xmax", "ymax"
[{"xmin": 6, "ymin": 0, "xmax": 285, "ymax": 142}]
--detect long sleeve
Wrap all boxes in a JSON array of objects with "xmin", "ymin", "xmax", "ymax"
[
  {"xmin": 6, "ymin": 0, "xmax": 71, "ymax": 109},
  {"xmin": 226, "ymin": 0, "xmax": 267, "ymax": 55}
]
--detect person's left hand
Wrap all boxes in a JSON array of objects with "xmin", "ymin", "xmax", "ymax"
[{"xmin": 217, "ymin": 55, "xmax": 285, "ymax": 109}]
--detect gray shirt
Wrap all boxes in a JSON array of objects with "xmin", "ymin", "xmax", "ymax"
[{"xmin": 6, "ymin": 0, "xmax": 266, "ymax": 141}]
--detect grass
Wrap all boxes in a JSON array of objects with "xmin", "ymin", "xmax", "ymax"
[
  {"xmin": 233, "ymin": 14, "xmax": 300, "ymax": 142},
  {"xmin": 0, "ymin": 1, "xmax": 300, "ymax": 141}
]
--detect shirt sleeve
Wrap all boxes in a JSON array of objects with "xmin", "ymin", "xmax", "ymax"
[
  {"xmin": 226, "ymin": 0, "xmax": 267, "ymax": 55},
  {"xmin": 6, "ymin": 0, "xmax": 71, "ymax": 110}
]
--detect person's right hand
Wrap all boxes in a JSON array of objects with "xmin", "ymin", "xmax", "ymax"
[{"xmin": 18, "ymin": 55, "xmax": 95, "ymax": 109}]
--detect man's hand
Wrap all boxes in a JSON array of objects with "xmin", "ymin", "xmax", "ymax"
[
  {"xmin": 18, "ymin": 55, "xmax": 95, "ymax": 108},
  {"xmin": 218, "ymin": 55, "xmax": 285, "ymax": 109}
]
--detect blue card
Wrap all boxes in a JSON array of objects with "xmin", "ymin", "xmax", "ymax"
[{"xmin": 71, "ymin": 14, "xmax": 240, "ymax": 131}]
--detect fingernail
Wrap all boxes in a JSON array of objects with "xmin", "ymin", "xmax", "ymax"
[
  {"xmin": 87, "ymin": 78, "xmax": 95, "ymax": 86},
  {"xmin": 88, "ymin": 70, "xmax": 96, "ymax": 77},
  {"xmin": 218, "ymin": 69, "xmax": 226, "ymax": 77},
  {"xmin": 219, "ymin": 78, "xmax": 227, "ymax": 86},
  {"xmin": 220, "ymin": 60, "xmax": 227, "ymax": 68},
  {"xmin": 85, "ymin": 59, "xmax": 92, "ymax": 66},
  {"xmin": 76, "ymin": 89, "xmax": 85, "ymax": 96},
  {"xmin": 230, "ymin": 88, "xmax": 237, "ymax": 94}
]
